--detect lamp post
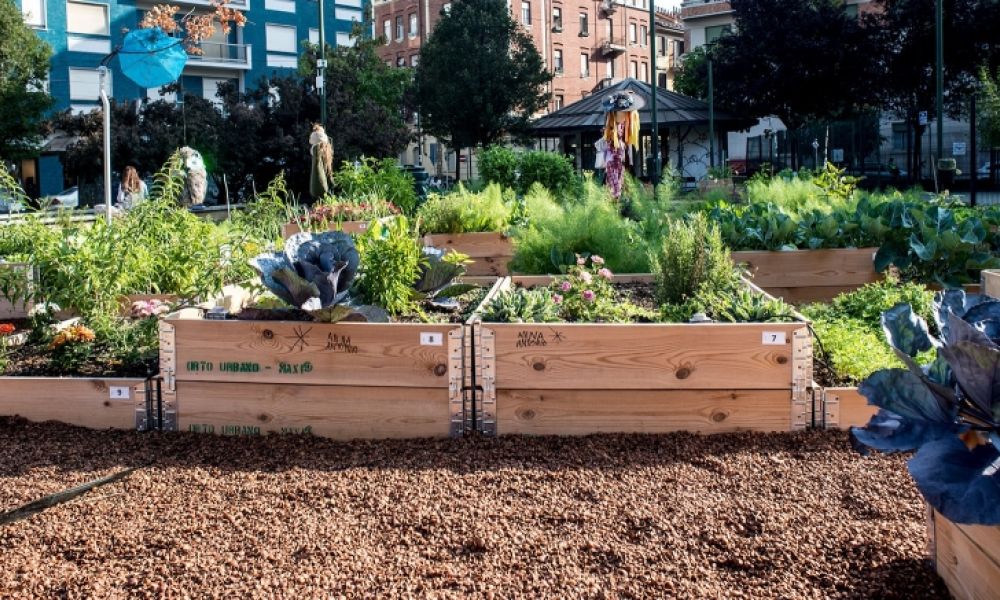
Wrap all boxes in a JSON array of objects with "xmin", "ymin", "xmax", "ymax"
[
  {"xmin": 812, "ymin": 138, "xmax": 820, "ymax": 170},
  {"xmin": 707, "ymin": 51, "xmax": 715, "ymax": 169},
  {"xmin": 317, "ymin": 0, "xmax": 328, "ymax": 127},
  {"xmin": 935, "ymin": 0, "xmax": 943, "ymax": 162},
  {"xmin": 648, "ymin": 3, "xmax": 659, "ymax": 184}
]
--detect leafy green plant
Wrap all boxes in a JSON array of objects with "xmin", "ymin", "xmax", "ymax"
[
  {"xmin": 510, "ymin": 181, "xmax": 649, "ymax": 274},
  {"xmin": 231, "ymin": 172, "xmax": 296, "ymax": 244},
  {"xmin": 416, "ymin": 183, "xmax": 513, "ymax": 234},
  {"xmin": 481, "ymin": 287, "xmax": 560, "ymax": 323},
  {"xmin": 650, "ymin": 214, "xmax": 737, "ymax": 305},
  {"xmin": 700, "ymin": 287, "xmax": 797, "ymax": 323},
  {"xmin": 333, "ymin": 157, "xmax": 417, "ymax": 214},
  {"xmin": 251, "ymin": 231, "xmax": 359, "ymax": 313},
  {"xmin": 355, "ymin": 216, "xmax": 424, "ymax": 316},
  {"xmin": 517, "ymin": 150, "xmax": 578, "ymax": 197},
  {"xmin": 808, "ymin": 318, "xmax": 908, "ymax": 384},
  {"xmin": 813, "ymin": 161, "xmax": 861, "ymax": 202}
]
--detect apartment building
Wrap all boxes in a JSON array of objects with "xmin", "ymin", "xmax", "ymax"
[
  {"xmin": 653, "ymin": 8, "xmax": 683, "ymax": 91},
  {"xmin": 15, "ymin": 0, "xmax": 367, "ymax": 196}
]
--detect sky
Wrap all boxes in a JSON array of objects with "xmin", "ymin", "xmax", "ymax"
[{"xmin": 660, "ymin": 0, "xmax": 682, "ymax": 8}]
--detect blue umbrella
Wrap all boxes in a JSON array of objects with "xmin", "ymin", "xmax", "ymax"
[{"xmin": 118, "ymin": 27, "xmax": 188, "ymax": 89}]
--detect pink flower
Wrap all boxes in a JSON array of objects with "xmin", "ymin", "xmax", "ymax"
[
  {"xmin": 582, "ymin": 290, "xmax": 595, "ymax": 302},
  {"xmin": 579, "ymin": 271, "xmax": 593, "ymax": 284},
  {"xmin": 560, "ymin": 281, "xmax": 572, "ymax": 292},
  {"xmin": 552, "ymin": 294, "xmax": 563, "ymax": 304},
  {"xmin": 598, "ymin": 268, "xmax": 613, "ymax": 280},
  {"xmin": 576, "ymin": 256, "xmax": 587, "ymax": 266},
  {"xmin": 591, "ymin": 255, "xmax": 605, "ymax": 265}
]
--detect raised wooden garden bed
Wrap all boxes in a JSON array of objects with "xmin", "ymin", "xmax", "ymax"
[
  {"xmin": 160, "ymin": 312, "xmax": 467, "ymax": 439},
  {"xmin": 818, "ymin": 386, "xmax": 877, "ymax": 430},
  {"xmin": 424, "ymin": 232, "xmax": 513, "ymax": 277},
  {"xmin": 0, "ymin": 377, "xmax": 148, "ymax": 430},
  {"xmin": 731, "ymin": 248, "xmax": 879, "ymax": 304},
  {"xmin": 467, "ymin": 275, "xmax": 813, "ymax": 436},
  {"xmin": 280, "ymin": 221, "xmax": 370, "ymax": 239},
  {"xmin": 983, "ymin": 269, "xmax": 1000, "ymax": 299},
  {"xmin": 929, "ymin": 509, "xmax": 1000, "ymax": 600}
]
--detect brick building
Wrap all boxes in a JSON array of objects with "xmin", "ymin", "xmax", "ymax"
[
  {"xmin": 653, "ymin": 8, "xmax": 684, "ymax": 91},
  {"xmin": 372, "ymin": 0, "xmax": 671, "ymax": 175}
]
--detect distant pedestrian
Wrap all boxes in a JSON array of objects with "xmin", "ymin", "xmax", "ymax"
[{"xmin": 116, "ymin": 166, "xmax": 147, "ymax": 210}]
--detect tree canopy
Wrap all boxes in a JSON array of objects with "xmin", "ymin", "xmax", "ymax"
[
  {"xmin": 0, "ymin": 0, "xmax": 54, "ymax": 159},
  {"xmin": 415, "ymin": 0, "xmax": 550, "ymax": 157}
]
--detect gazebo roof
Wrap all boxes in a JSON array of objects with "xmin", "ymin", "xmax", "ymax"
[{"xmin": 531, "ymin": 78, "xmax": 755, "ymax": 135}]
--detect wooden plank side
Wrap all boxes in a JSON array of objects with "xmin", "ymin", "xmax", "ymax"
[
  {"xmin": 756, "ymin": 285, "xmax": 863, "ymax": 305},
  {"xmin": 424, "ymin": 232, "xmax": 513, "ymax": 276},
  {"xmin": 489, "ymin": 322, "xmax": 800, "ymax": 390},
  {"xmin": 732, "ymin": 248, "xmax": 879, "ymax": 288},
  {"xmin": 172, "ymin": 320, "xmax": 457, "ymax": 388},
  {"xmin": 497, "ymin": 389, "xmax": 793, "ymax": 435},
  {"xmin": 983, "ymin": 270, "xmax": 1000, "ymax": 300},
  {"xmin": 823, "ymin": 386, "xmax": 877, "ymax": 429},
  {"xmin": 176, "ymin": 382, "xmax": 450, "ymax": 439},
  {"xmin": 933, "ymin": 510, "xmax": 1000, "ymax": 600},
  {"xmin": 0, "ymin": 377, "xmax": 145, "ymax": 430},
  {"xmin": 281, "ymin": 221, "xmax": 369, "ymax": 239}
]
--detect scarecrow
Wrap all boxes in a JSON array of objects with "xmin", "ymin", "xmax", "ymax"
[
  {"xmin": 599, "ymin": 90, "xmax": 642, "ymax": 200},
  {"xmin": 310, "ymin": 124, "xmax": 335, "ymax": 201},
  {"xmin": 178, "ymin": 146, "xmax": 207, "ymax": 206}
]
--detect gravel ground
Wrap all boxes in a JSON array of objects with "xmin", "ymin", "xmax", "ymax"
[{"xmin": 0, "ymin": 417, "xmax": 949, "ymax": 599}]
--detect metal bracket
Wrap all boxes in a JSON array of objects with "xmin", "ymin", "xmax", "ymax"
[
  {"xmin": 821, "ymin": 387, "xmax": 840, "ymax": 430},
  {"xmin": 791, "ymin": 327, "xmax": 813, "ymax": 430},
  {"xmin": 157, "ymin": 321, "xmax": 178, "ymax": 432},
  {"xmin": 449, "ymin": 327, "xmax": 466, "ymax": 437},
  {"xmin": 477, "ymin": 326, "xmax": 496, "ymax": 436}
]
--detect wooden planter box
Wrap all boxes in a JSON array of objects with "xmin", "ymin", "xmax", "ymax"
[
  {"xmin": 468, "ymin": 275, "xmax": 813, "ymax": 436},
  {"xmin": 160, "ymin": 312, "xmax": 467, "ymax": 440},
  {"xmin": 281, "ymin": 220, "xmax": 370, "ymax": 239},
  {"xmin": 818, "ymin": 386, "xmax": 877, "ymax": 429},
  {"xmin": 731, "ymin": 248, "xmax": 879, "ymax": 304},
  {"xmin": 982, "ymin": 269, "xmax": 1000, "ymax": 299},
  {"xmin": 0, "ymin": 377, "xmax": 148, "ymax": 430},
  {"xmin": 929, "ymin": 509, "xmax": 1000, "ymax": 600},
  {"xmin": 424, "ymin": 232, "xmax": 513, "ymax": 277},
  {"xmin": 0, "ymin": 262, "xmax": 33, "ymax": 320}
]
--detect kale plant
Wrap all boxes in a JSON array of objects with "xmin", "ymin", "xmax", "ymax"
[{"xmin": 852, "ymin": 289, "xmax": 1000, "ymax": 524}]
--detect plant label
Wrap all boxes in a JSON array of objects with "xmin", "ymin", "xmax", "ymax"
[
  {"xmin": 762, "ymin": 332, "xmax": 786, "ymax": 345},
  {"xmin": 109, "ymin": 386, "xmax": 131, "ymax": 400},
  {"xmin": 420, "ymin": 332, "xmax": 444, "ymax": 346}
]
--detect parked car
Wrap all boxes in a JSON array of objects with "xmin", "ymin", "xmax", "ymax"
[
  {"xmin": 43, "ymin": 186, "xmax": 79, "ymax": 209},
  {"xmin": 857, "ymin": 163, "xmax": 909, "ymax": 180}
]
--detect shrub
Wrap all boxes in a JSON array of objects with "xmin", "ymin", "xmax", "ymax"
[
  {"xmin": 478, "ymin": 145, "xmax": 518, "ymax": 190},
  {"xmin": 509, "ymin": 181, "xmax": 649, "ymax": 274},
  {"xmin": 517, "ymin": 150, "xmax": 578, "ymax": 196},
  {"xmin": 416, "ymin": 183, "xmax": 513, "ymax": 234},
  {"xmin": 649, "ymin": 214, "xmax": 737, "ymax": 305}
]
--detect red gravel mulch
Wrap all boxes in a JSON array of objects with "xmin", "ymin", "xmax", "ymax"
[{"xmin": 0, "ymin": 417, "xmax": 949, "ymax": 599}]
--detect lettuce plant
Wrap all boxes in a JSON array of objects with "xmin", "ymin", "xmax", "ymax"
[{"xmin": 852, "ymin": 289, "xmax": 1000, "ymax": 524}]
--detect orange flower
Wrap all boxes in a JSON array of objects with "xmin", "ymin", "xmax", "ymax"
[
  {"xmin": 0, "ymin": 323, "xmax": 15, "ymax": 336},
  {"xmin": 49, "ymin": 324, "xmax": 96, "ymax": 350}
]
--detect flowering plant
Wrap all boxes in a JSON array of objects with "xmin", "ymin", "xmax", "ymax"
[
  {"xmin": 130, "ymin": 299, "xmax": 172, "ymax": 319},
  {"xmin": 50, "ymin": 324, "xmax": 96, "ymax": 350},
  {"xmin": 548, "ymin": 255, "xmax": 622, "ymax": 322},
  {"xmin": 0, "ymin": 323, "xmax": 14, "ymax": 336}
]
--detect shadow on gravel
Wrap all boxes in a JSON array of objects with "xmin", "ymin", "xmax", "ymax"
[
  {"xmin": 0, "ymin": 416, "xmax": 854, "ymax": 477},
  {"xmin": 841, "ymin": 557, "xmax": 950, "ymax": 600}
]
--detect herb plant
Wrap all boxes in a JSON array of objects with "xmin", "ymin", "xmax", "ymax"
[
  {"xmin": 481, "ymin": 288, "xmax": 560, "ymax": 323},
  {"xmin": 650, "ymin": 214, "xmax": 738, "ymax": 305},
  {"xmin": 416, "ymin": 184, "xmax": 513, "ymax": 235},
  {"xmin": 355, "ymin": 217, "xmax": 424, "ymax": 316}
]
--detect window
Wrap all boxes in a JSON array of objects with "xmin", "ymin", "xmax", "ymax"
[
  {"xmin": 705, "ymin": 24, "xmax": 731, "ymax": 44},
  {"xmin": 410, "ymin": 54, "xmax": 419, "ymax": 67},
  {"xmin": 578, "ymin": 12, "xmax": 588, "ymax": 36},
  {"xmin": 629, "ymin": 23, "xmax": 637, "ymax": 44},
  {"xmin": 309, "ymin": 28, "xmax": 319, "ymax": 44},
  {"xmin": 66, "ymin": 1, "xmax": 109, "ymax": 35},
  {"xmin": 629, "ymin": 60, "xmax": 637, "ymax": 79},
  {"xmin": 892, "ymin": 123, "xmax": 908, "ymax": 151},
  {"xmin": 521, "ymin": 1, "xmax": 531, "ymax": 25},
  {"xmin": 607, "ymin": 58, "xmax": 615, "ymax": 77},
  {"xmin": 657, "ymin": 35, "xmax": 665, "ymax": 56},
  {"xmin": 640, "ymin": 25, "xmax": 647, "ymax": 46},
  {"xmin": 409, "ymin": 13, "xmax": 417, "ymax": 37},
  {"xmin": 396, "ymin": 55, "xmax": 405, "ymax": 67},
  {"xmin": 640, "ymin": 62, "xmax": 648, "ymax": 82},
  {"xmin": 555, "ymin": 95, "xmax": 564, "ymax": 110},
  {"xmin": 265, "ymin": 0, "xmax": 296, "ymax": 13},
  {"xmin": 553, "ymin": 49, "xmax": 563, "ymax": 73},
  {"xmin": 69, "ymin": 67, "xmax": 105, "ymax": 101},
  {"xmin": 580, "ymin": 53, "xmax": 589, "ymax": 77},
  {"xmin": 336, "ymin": 32, "xmax": 354, "ymax": 47},
  {"xmin": 265, "ymin": 24, "xmax": 297, "ymax": 53},
  {"xmin": 845, "ymin": 3, "xmax": 859, "ymax": 18},
  {"xmin": 658, "ymin": 72, "xmax": 667, "ymax": 88},
  {"xmin": 395, "ymin": 16, "xmax": 403, "ymax": 40},
  {"xmin": 335, "ymin": 7, "xmax": 361, "ymax": 21},
  {"xmin": 552, "ymin": 7, "xmax": 562, "ymax": 30},
  {"xmin": 22, "ymin": 0, "xmax": 45, "ymax": 28},
  {"xmin": 383, "ymin": 19, "xmax": 391, "ymax": 41}
]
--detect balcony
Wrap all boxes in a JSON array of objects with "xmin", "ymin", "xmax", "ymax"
[
  {"xmin": 138, "ymin": 0, "xmax": 248, "ymax": 9},
  {"xmin": 186, "ymin": 42, "xmax": 252, "ymax": 70},
  {"xmin": 599, "ymin": 37, "xmax": 626, "ymax": 57},
  {"xmin": 599, "ymin": 0, "xmax": 625, "ymax": 16}
]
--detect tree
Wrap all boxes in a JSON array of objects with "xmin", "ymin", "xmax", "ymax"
[
  {"xmin": 864, "ymin": 0, "xmax": 1000, "ymax": 180},
  {"xmin": 982, "ymin": 67, "xmax": 1000, "ymax": 149},
  {"xmin": 415, "ymin": 0, "xmax": 551, "ymax": 179},
  {"xmin": 0, "ymin": 0, "xmax": 54, "ymax": 159}
]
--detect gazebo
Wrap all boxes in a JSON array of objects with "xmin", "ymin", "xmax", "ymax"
[{"xmin": 532, "ymin": 78, "xmax": 754, "ymax": 183}]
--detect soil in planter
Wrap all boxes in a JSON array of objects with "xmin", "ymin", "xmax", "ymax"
[{"xmin": 1, "ymin": 343, "xmax": 158, "ymax": 378}]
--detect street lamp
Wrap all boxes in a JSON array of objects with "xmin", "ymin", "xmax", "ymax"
[
  {"xmin": 648, "ymin": 1, "xmax": 659, "ymax": 184},
  {"xmin": 316, "ymin": 0, "xmax": 328, "ymax": 127},
  {"xmin": 935, "ymin": 0, "xmax": 943, "ymax": 162},
  {"xmin": 708, "ymin": 50, "xmax": 715, "ymax": 169}
]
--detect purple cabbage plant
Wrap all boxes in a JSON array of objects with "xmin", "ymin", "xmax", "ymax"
[{"xmin": 852, "ymin": 289, "xmax": 1000, "ymax": 525}]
